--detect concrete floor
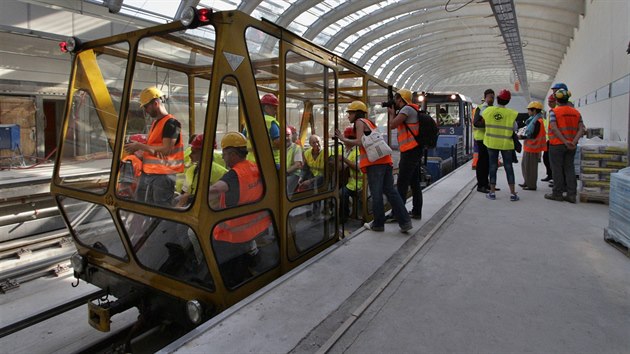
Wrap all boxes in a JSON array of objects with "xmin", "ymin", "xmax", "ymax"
[
  {"xmin": 332, "ymin": 169, "xmax": 630, "ymax": 353},
  {"xmin": 164, "ymin": 161, "xmax": 630, "ymax": 353}
]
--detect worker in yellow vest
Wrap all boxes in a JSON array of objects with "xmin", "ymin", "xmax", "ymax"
[
  {"xmin": 472, "ymin": 89, "xmax": 495, "ymax": 193},
  {"xmin": 482, "ymin": 89, "xmax": 519, "ymax": 201}
]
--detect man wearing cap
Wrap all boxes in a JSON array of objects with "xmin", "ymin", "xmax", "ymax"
[
  {"xmin": 125, "ymin": 87, "xmax": 184, "ymax": 206},
  {"xmin": 482, "ymin": 89, "xmax": 519, "ymax": 201},
  {"xmin": 545, "ymin": 89, "xmax": 585, "ymax": 203},
  {"xmin": 387, "ymin": 89, "xmax": 423, "ymax": 220}
]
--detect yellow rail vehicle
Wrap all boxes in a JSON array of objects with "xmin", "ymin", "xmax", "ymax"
[{"xmin": 52, "ymin": 8, "xmax": 393, "ymax": 330}]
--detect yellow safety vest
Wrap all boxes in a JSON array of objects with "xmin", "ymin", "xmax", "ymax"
[
  {"xmin": 345, "ymin": 146, "xmax": 363, "ymax": 192},
  {"xmin": 482, "ymin": 106, "xmax": 517, "ymax": 150},
  {"xmin": 473, "ymin": 103, "xmax": 488, "ymax": 141}
]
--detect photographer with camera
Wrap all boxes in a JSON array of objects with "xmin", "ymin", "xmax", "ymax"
[{"xmin": 386, "ymin": 88, "xmax": 423, "ymax": 221}]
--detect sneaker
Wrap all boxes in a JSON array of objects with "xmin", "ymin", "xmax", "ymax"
[
  {"xmin": 486, "ymin": 192, "xmax": 496, "ymax": 200},
  {"xmin": 400, "ymin": 222, "xmax": 413, "ymax": 233},
  {"xmin": 384, "ymin": 213, "xmax": 397, "ymax": 223},
  {"xmin": 510, "ymin": 194, "xmax": 520, "ymax": 201},
  {"xmin": 563, "ymin": 195, "xmax": 577, "ymax": 203},
  {"xmin": 544, "ymin": 193, "xmax": 563, "ymax": 201},
  {"xmin": 364, "ymin": 222, "xmax": 384, "ymax": 232}
]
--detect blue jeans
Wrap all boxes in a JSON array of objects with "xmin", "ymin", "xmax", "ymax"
[
  {"xmin": 366, "ymin": 164, "xmax": 411, "ymax": 228},
  {"xmin": 487, "ymin": 149, "xmax": 515, "ymax": 186},
  {"xmin": 397, "ymin": 145, "xmax": 423, "ymax": 215}
]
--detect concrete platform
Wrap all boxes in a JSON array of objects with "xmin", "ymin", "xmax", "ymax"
[{"xmin": 161, "ymin": 159, "xmax": 630, "ymax": 353}]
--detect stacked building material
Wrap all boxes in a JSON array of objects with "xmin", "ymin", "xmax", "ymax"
[{"xmin": 578, "ymin": 139, "xmax": 628, "ymax": 203}]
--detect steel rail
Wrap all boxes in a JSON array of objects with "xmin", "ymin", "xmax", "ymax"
[{"xmin": 0, "ymin": 289, "xmax": 106, "ymax": 338}]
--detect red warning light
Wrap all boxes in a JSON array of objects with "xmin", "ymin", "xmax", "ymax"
[
  {"xmin": 198, "ymin": 8, "xmax": 211, "ymax": 22},
  {"xmin": 59, "ymin": 41, "xmax": 69, "ymax": 53}
]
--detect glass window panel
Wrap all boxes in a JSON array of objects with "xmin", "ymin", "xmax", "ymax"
[
  {"xmin": 119, "ymin": 209, "xmax": 213, "ymax": 291},
  {"xmin": 209, "ymin": 80, "xmax": 267, "ymax": 211},
  {"xmin": 288, "ymin": 198, "xmax": 336, "ymax": 257},
  {"xmin": 596, "ymin": 85, "xmax": 610, "ymax": 102},
  {"xmin": 58, "ymin": 196, "xmax": 127, "ymax": 260},
  {"xmin": 58, "ymin": 43, "xmax": 129, "ymax": 194},
  {"xmin": 285, "ymin": 51, "xmax": 337, "ymax": 198},
  {"xmin": 586, "ymin": 91, "xmax": 596, "ymax": 105},
  {"xmin": 211, "ymin": 210, "xmax": 279, "ymax": 289},
  {"xmin": 611, "ymin": 74, "xmax": 630, "ymax": 98},
  {"xmin": 118, "ymin": 31, "xmax": 215, "ymax": 208}
]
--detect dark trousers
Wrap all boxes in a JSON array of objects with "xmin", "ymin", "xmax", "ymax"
[
  {"xmin": 475, "ymin": 139, "xmax": 489, "ymax": 188},
  {"xmin": 549, "ymin": 144, "xmax": 577, "ymax": 197},
  {"xmin": 396, "ymin": 146, "xmax": 423, "ymax": 216},
  {"xmin": 542, "ymin": 142, "xmax": 552, "ymax": 178}
]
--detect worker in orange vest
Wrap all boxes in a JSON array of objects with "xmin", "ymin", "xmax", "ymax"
[
  {"xmin": 518, "ymin": 101, "xmax": 547, "ymax": 190},
  {"xmin": 545, "ymin": 89, "xmax": 585, "ymax": 203},
  {"xmin": 125, "ymin": 87, "xmax": 184, "ymax": 206},
  {"xmin": 209, "ymin": 132, "xmax": 273, "ymax": 287}
]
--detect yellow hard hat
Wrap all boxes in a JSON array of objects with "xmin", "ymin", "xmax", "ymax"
[
  {"xmin": 398, "ymin": 89, "xmax": 412, "ymax": 105},
  {"xmin": 221, "ymin": 132, "xmax": 248, "ymax": 149},
  {"xmin": 139, "ymin": 87, "xmax": 164, "ymax": 107},
  {"xmin": 527, "ymin": 101, "xmax": 543, "ymax": 110},
  {"xmin": 346, "ymin": 101, "xmax": 368, "ymax": 113}
]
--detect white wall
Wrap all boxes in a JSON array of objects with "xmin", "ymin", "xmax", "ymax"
[{"xmin": 552, "ymin": 0, "xmax": 630, "ymax": 143}]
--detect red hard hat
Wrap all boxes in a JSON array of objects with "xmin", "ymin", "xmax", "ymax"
[
  {"xmin": 497, "ymin": 89, "xmax": 511, "ymax": 101},
  {"xmin": 547, "ymin": 93, "xmax": 557, "ymax": 102},
  {"xmin": 288, "ymin": 125, "xmax": 296, "ymax": 133},
  {"xmin": 191, "ymin": 133, "xmax": 204, "ymax": 150},
  {"xmin": 343, "ymin": 126, "xmax": 355, "ymax": 139},
  {"xmin": 261, "ymin": 93, "xmax": 279, "ymax": 106},
  {"xmin": 129, "ymin": 134, "xmax": 147, "ymax": 144},
  {"xmin": 286, "ymin": 127, "xmax": 292, "ymax": 135}
]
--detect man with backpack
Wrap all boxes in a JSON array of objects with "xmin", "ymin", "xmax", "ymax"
[{"xmin": 387, "ymin": 89, "xmax": 423, "ymax": 220}]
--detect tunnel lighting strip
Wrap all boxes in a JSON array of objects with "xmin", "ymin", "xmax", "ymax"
[{"xmin": 489, "ymin": 0, "xmax": 531, "ymax": 102}]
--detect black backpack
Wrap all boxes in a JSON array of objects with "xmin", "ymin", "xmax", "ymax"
[{"xmin": 405, "ymin": 110, "xmax": 439, "ymax": 150}]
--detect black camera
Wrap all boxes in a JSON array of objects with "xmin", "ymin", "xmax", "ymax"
[{"xmin": 381, "ymin": 100, "xmax": 395, "ymax": 108}]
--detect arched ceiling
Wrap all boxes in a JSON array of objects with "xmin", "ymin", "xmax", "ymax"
[{"xmin": 4, "ymin": 0, "xmax": 584, "ymax": 102}]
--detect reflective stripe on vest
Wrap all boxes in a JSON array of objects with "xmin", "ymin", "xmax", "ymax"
[
  {"xmin": 549, "ymin": 106, "xmax": 581, "ymax": 146},
  {"xmin": 524, "ymin": 118, "xmax": 547, "ymax": 153},
  {"xmin": 214, "ymin": 160, "xmax": 271, "ymax": 243},
  {"xmin": 396, "ymin": 103, "xmax": 420, "ymax": 152},
  {"xmin": 482, "ymin": 106, "xmax": 517, "ymax": 150},
  {"xmin": 358, "ymin": 118, "xmax": 393, "ymax": 172},
  {"xmin": 142, "ymin": 114, "xmax": 184, "ymax": 174}
]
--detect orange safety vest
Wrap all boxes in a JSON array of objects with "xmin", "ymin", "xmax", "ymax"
[
  {"xmin": 358, "ymin": 118, "xmax": 393, "ymax": 173},
  {"xmin": 213, "ymin": 160, "xmax": 272, "ymax": 243},
  {"xmin": 523, "ymin": 118, "xmax": 547, "ymax": 153},
  {"xmin": 142, "ymin": 114, "xmax": 185, "ymax": 174},
  {"xmin": 396, "ymin": 103, "xmax": 420, "ymax": 152},
  {"xmin": 549, "ymin": 106, "xmax": 581, "ymax": 146}
]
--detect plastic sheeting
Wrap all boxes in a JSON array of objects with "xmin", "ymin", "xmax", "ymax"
[{"xmin": 608, "ymin": 167, "xmax": 630, "ymax": 248}]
